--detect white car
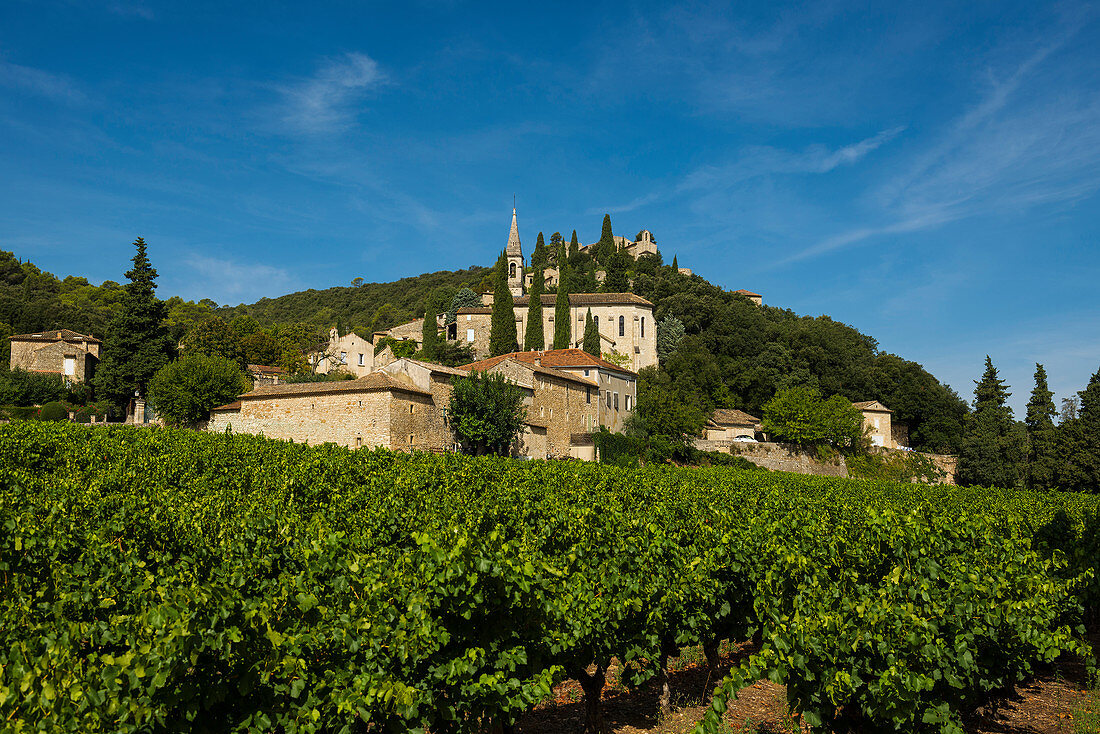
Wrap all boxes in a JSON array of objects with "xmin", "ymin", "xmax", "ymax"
[{"xmin": 733, "ymin": 435, "xmax": 757, "ymax": 443}]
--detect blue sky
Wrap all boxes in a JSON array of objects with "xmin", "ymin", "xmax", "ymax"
[{"xmin": 2, "ymin": 1, "xmax": 1098, "ymax": 414}]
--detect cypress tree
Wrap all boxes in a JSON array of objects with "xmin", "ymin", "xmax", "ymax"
[
  {"xmin": 524, "ymin": 267, "xmax": 544, "ymax": 351},
  {"xmin": 957, "ymin": 356, "xmax": 1026, "ymax": 488},
  {"xmin": 593, "ymin": 214, "xmax": 615, "ymax": 265},
  {"xmin": 604, "ymin": 249, "xmax": 630, "ymax": 292},
  {"xmin": 671, "ymin": 255, "xmax": 678, "ymax": 270},
  {"xmin": 421, "ymin": 300, "xmax": 439, "ymax": 361},
  {"xmin": 569, "ymin": 229, "xmax": 580, "ymax": 259},
  {"xmin": 531, "ymin": 232, "xmax": 548, "ymax": 272},
  {"xmin": 1024, "ymin": 363, "xmax": 1058, "ymax": 490},
  {"xmin": 489, "ymin": 251, "xmax": 518, "ymax": 356},
  {"xmin": 1055, "ymin": 366, "xmax": 1100, "ymax": 491},
  {"xmin": 553, "ymin": 241, "xmax": 571, "ymax": 350},
  {"xmin": 582, "ymin": 308, "xmax": 600, "ymax": 357},
  {"xmin": 93, "ymin": 237, "xmax": 172, "ymax": 408}
]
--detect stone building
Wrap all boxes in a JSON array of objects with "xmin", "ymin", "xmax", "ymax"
[
  {"xmin": 309, "ymin": 327, "xmax": 374, "ymax": 377},
  {"xmin": 465, "ymin": 348, "xmax": 638, "ymax": 433},
  {"xmin": 732, "ymin": 289, "xmax": 763, "ymax": 306},
  {"xmin": 453, "ymin": 293, "xmax": 657, "ymax": 371},
  {"xmin": 208, "ymin": 371, "xmax": 438, "ymax": 451},
  {"xmin": 8, "ymin": 329, "xmax": 100, "ymax": 383},
  {"xmin": 852, "ymin": 400, "xmax": 896, "ymax": 448},
  {"xmin": 459, "ymin": 353, "xmax": 599, "ymax": 458},
  {"xmin": 247, "ymin": 364, "xmax": 287, "ymax": 387},
  {"xmin": 505, "ymin": 207, "xmax": 525, "ymax": 297},
  {"xmin": 704, "ymin": 409, "xmax": 761, "ymax": 442}
]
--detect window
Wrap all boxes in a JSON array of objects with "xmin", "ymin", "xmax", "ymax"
[
  {"xmin": 586, "ymin": 387, "xmax": 591, "ymax": 404},
  {"xmin": 63, "ymin": 356, "xmax": 76, "ymax": 376},
  {"xmin": 618, "ymin": 315, "xmax": 625, "ymax": 337},
  {"xmin": 509, "ymin": 262, "xmax": 516, "ymax": 278},
  {"xmin": 409, "ymin": 434, "xmax": 415, "ymax": 446},
  {"xmin": 355, "ymin": 437, "xmax": 362, "ymax": 448},
  {"xmin": 606, "ymin": 391, "xmax": 611, "ymax": 408},
  {"xmin": 625, "ymin": 395, "xmax": 631, "ymax": 411},
  {"xmin": 466, "ymin": 328, "xmax": 475, "ymax": 343},
  {"xmin": 549, "ymin": 408, "xmax": 553, "ymax": 419},
  {"xmin": 357, "ymin": 353, "xmax": 364, "ymax": 366},
  {"xmin": 593, "ymin": 315, "xmax": 599, "ymax": 329},
  {"xmin": 584, "ymin": 369, "xmax": 590, "ymax": 377},
  {"xmin": 340, "ymin": 351, "xmax": 347, "ymax": 364},
  {"xmin": 410, "ymin": 403, "xmax": 415, "ymax": 413},
  {"xmin": 641, "ymin": 317, "xmax": 645, "ymax": 338},
  {"xmin": 614, "ymin": 392, "xmax": 619, "ymax": 410}
]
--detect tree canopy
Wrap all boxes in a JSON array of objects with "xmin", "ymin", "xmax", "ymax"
[
  {"xmin": 147, "ymin": 353, "xmax": 250, "ymax": 427},
  {"xmin": 448, "ymin": 370, "xmax": 526, "ymax": 456},
  {"xmin": 760, "ymin": 385, "xmax": 865, "ymax": 449}
]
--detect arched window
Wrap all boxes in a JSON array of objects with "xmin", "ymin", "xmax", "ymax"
[
  {"xmin": 593, "ymin": 315, "xmax": 599, "ymax": 328},
  {"xmin": 618, "ymin": 315, "xmax": 625, "ymax": 337},
  {"xmin": 509, "ymin": 262, "xmax": 516, "ymax": 278},
  {"xmin": 641, "ymin": 317, "xmax": 645, "ymax": 338}
]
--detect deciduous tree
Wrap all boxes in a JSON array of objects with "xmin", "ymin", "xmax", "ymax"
[
  {"xmin": 147, "ymin": 353, "xmax": 250, "ymax": 427},
  {"xmin": 448, "ymin": 370, "xmax": 526, "ymax": 456}
]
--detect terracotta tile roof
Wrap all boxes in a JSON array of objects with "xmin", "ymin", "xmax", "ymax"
[
  {"xmin": 501, "ymin": 348, "xmax": 637, "ymax": 377},
  {"xmin": 212, "ymin": 401, "xmax": 241, "ymax": 411},
  {"xmin": 458, "ymin": 354, "xmax": 598, "ymax": 387},
  {"xmin": 240, "ymin": 371, "xmax": 432, "ymax": 399},
  {"xmin": 247, "ymin": 364, "xmax": 287, "ymax": 374},
  {"xmin": 512, "ymin": 293, "xmax": 653, "ymax": 307},
  {"xmin": 732, "ymin": 289, "xmax": 762, "ymax": 298},
  {"xmin": 852, "ymin": 400, "xmax": 892, "ymax": 412},
  {"xmin": 455, "ymin": 307, "xmax": 493, "ymax": 315},
  {"xmin": 709, "ymin": 408, "xmax": 760, "ymax": 426},
  {"xmin": 10, "ymin": 328, "xmax": 100, "ymax": 343}
]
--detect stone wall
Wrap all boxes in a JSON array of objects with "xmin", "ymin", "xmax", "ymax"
[
  {"xmin": 10, "ymin": 338, "xmax": 97, "ymax": 383},
  {"xmin": 694, "ymin": 439, "xmax": 849, "ymax": 478}
]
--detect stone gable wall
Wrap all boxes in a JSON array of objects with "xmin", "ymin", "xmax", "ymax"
[{"xmin": 10, "ymin": 339, "xmax": 96, "ymax": 383}]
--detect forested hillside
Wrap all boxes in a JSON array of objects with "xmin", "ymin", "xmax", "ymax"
[
  {"xmin": 0, "ymin": 245, "xmax": 967, "ymax": 453},
  {"xmin": 219, "ymin": 266, "xmax": 491, "ymax": 338}
]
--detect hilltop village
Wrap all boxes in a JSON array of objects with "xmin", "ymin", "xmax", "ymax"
[{"xmin": 6, "ymin": 211, "xmax": 910, "ymax": 469}]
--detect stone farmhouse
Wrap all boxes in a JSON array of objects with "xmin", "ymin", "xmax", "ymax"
[{"xmin": 8, "ymin": 329, "xmax": 100, "ymax": 383}]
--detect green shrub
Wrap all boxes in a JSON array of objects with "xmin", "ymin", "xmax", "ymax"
[{"xmin": 38, "ymin": 401, "xmax": 68, "ymax": 421}]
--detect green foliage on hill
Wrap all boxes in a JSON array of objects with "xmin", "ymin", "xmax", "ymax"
[
  {"xmin": 220, "ymin": 265, "xmax": 490, "ymax": 338},
  {"xmin": 631, "ymin": 262, "xmax": 970, "ymax": 454}
]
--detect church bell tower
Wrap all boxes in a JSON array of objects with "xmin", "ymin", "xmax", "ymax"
[{"xmin": 506, "ymin": 206, "xmax": 524, "ymax": 297}]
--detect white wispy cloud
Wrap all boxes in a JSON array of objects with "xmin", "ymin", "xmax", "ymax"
[
  {"xmin": 0, "ymin": 60, "xmax": 86, "ymax": 103},
  {"xmin": 279, "ymin": 52, "xmax": 385, "ymax": 134},
  {"xmin": 782, "ymin": 28, "xmax": 1100, "ymax": 265}
]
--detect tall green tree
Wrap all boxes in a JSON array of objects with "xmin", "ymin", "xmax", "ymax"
[
  {"xmin": 1024, "ymin": 363, "xmax": 1058, "ymax": 490},
  {"xmin": 448, "ymin": 370, "xmax": 526, "ymax": 456},
  {"xmin": 656, "ymin": 316, "xmax": 685, "ymax": 364},
  {"xmin": 592, "ymin": 214, "xmax": 615, "ymax": 265},
  {"xmin": 421, "ymin": 300, "xmax": 439, "ymax": 361},
  {"xmin": 446, "ymin": 288, "xmax": 482, "ymax": 325},
  {"xmin": 524, "ymin": 266, "xmax": 544, "ymax": 351},
  {"xmin": 489, "ymin": 251, "xmax": 518, "ymax": 357},
  {"xmin": 671, "ymin": 255, "xmax": 678, "ymax": 270},
  {"xmin": 553, "ymin": 241, "xmax": 571, "ymax": 350},
  {"xmin": 93, "ymin": 238, "xmax": 173, "ymax": 407},
  {"xmin": 531, "ymin": 232, "xmax": 548, "ymax": 272},
  {"xmin": 582, "ymin": 308, "xmax": 600, "ymax": 356},
  {"xmin": 603, "ymin": 249, "xmax": 630, "ymax": 292},
  {"xmin": 957, "ymin": 356, "xmax": 1026, "ymax": 488},
  {"xmin": 569, "ymin": 230, "xmax": 580, "ymax": 259},
  {"xmin": 1055, "ymin": 366, "xmax": 1100, "ymax": 492},
  {"xmin": 548, "ymin": 232, "xmax": 564, "ymax": 264}
]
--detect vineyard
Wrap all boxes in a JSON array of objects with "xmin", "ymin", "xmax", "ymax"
[{"xmin": 1, "ymin": 423, "xmax": 1096, "ymax": 733}]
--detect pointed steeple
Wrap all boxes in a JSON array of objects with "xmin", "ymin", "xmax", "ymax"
[{"xmin": 506, "ymin": 207, "xmax": 522, "ymax": 258}]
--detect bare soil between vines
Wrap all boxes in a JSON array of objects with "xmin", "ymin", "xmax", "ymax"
[{"xmin": 515, "ymin": 636, "xmax": 1098, "ymax": 734}]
